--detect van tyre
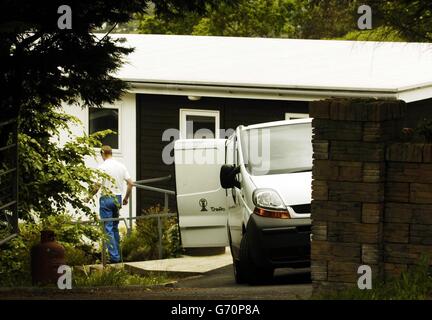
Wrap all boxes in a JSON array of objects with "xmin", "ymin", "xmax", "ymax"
[
  {"xmin": 238, "ymin": 233, "xmax": 274, "ymax": 285},
  {"xmin": 229, "ymin": 230, "xmax": 247, "ymax": 284}
]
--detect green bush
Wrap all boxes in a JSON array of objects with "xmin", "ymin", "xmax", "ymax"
[
  {"xmin": 0, "ymin": 223, "xmax": 39, "ymax": 287},
  {"xmin": 318, "ymin": 257, "xmax": 432, "ymax": 300},
  {"xmin": 0, "ymin": 213, "xmax": 101, "ymax": 287},
  {"xmin": 120, "ymin": 229, "xmax": 152, "ymax": 262},
  {"xmin": 120, "ymin": 204, "xmax": 182, "ymax": 262}
]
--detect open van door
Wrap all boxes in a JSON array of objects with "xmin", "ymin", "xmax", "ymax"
[{"xmin": 174, "ymin": 139, "xmax": 229, "ymax": 248}]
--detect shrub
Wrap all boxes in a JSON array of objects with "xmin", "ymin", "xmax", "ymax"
[
  {"xmin": 0, "ymin": 222, "xmax": 39, "ymax": 286},
  {"xmin": 120, "ymin": 229, "xmax": 152, "ymax": 262},
  {"xmin": 0, "ymin": 213, "xmax": 101, "ymax": 287},
  {"xmin": 120, "ymin": 204, "xmax": 182, "ymax": 262}
]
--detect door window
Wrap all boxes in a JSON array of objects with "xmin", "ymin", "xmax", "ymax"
[{"xmin": 180, "ymin": 109, "xmax": 220, "ymax": 139}]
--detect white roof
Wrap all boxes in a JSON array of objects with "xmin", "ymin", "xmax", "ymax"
[{"xmin": 111, "ymin": 34, "xmax": 432, "ymax": 102}]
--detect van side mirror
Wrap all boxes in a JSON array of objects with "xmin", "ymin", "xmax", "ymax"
[{"xmin": 220, "ymin": 165, "xmax": 241, "ymax": 189}]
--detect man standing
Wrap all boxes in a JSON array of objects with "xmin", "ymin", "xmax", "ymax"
[{"xmin": 91, "ymin": 145, "xmax": 133, "ymax": 264}]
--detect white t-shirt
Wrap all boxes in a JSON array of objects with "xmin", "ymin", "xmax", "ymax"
[{"xmin": 98, "ymin": 158, "xmax": 131, "ymax": 196}]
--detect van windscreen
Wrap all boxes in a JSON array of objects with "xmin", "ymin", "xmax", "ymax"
[{"xmin": 240, "ymin": 122, "xmax": 312, "ymax": 176}]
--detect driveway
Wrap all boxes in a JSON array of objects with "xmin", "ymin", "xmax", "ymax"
[
  {"xmin": 0, "ymin": 247, "xmax": 312, "ymax": 300},
  {"xmin": 166, "ymin": 264, "xmax": 312, "ymax": 300}
]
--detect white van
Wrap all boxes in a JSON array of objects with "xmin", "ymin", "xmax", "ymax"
[{"xmin": 174, "ymin": 119, "xmax": 312, "ymax": 284}]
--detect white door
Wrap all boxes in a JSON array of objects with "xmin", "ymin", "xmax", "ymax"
[{"xmin": 174, "ymin": 139, "xmax": 229, "ymax": 248}]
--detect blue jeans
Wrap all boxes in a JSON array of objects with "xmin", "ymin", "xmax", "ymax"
[{"xmin": 100, "ymin": 195, "xmax": 121, "ymax": 263}]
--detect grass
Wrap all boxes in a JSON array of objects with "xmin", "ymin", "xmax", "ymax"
[
  {"xmin": 317, "ymin": 258, "xmax": 432, "ymax": 300},
  {"xmin": 0, "ymin": 266, "xmax": 174, "ymax": 288},
  {"xmin": 73, "ymin": 266, "xmax": 174, "ymax": 288}
]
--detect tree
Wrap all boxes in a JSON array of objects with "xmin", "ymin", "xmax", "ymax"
[
  {"xmin": 0, "ymin": 0, "xmax": 223, "ymax": 223},
  {"xmin": 293, "ymin": 0, "xmax": 432, "ymax": 42},
  {"xmin": 17, "ymin": 105, "xmax": 111, "ymax": 221},
  {"xmin": 292, "ymin": 0, "xmax": 360, "ymax": 39},
  {"xmin": 137, "ymin": 0, "xmax": 368, "ymax": 39},
  {"xmin": 139, "ymin": 0, "xmax": 432, "ymax": 42},
  {"xmin": 192, "ymin": 0, "xmax": 297, "ymax": 37},
  {"xmin": 138, "ymin": 0, "xmax": 299, "ymax": 37},
  {"xmin": 365, "ymin": 1, "xmax": 432, "ymax": 42}
]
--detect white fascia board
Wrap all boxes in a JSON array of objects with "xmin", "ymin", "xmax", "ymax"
[
  {"xmin": 396, "ymin": 84, "xmax": 432, "ymax": 103},
  {"xmin": 127, "ymin": 81, "xmax": 398, "ymax": 102}
]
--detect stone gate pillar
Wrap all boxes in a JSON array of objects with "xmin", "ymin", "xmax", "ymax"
[{"xmin": 310, "ymin": 99, "xmax": 406, "ymax": 294}]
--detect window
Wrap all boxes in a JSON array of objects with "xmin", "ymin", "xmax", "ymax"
[
  {"xmin": 241, "ymin": 122, "xmax": 313, "ymax": 176},
  {"xmin": 89, "ymin": 107, "xmax": 119, "ymax": 149},
  {"xmin": 179, "ymin": 109, "xmax": 220, "ymax": 139},
  {"xmin": 285, "ymin": 113, "xmax": 310, "ymax": 120}
]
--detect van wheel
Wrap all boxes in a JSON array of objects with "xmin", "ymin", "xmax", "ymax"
[{"xmin": 238, "ymin": 233, "xmax": 274, "ymax": 285}]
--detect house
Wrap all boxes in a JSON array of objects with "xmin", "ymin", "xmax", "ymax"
[{"xmin": 62, "ymin": 34, "xmax": 432, "ymax": 218}]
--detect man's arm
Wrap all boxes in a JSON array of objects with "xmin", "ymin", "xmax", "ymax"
[{"xmin": 123, "ymin": 178, "xmax": 133, "ymax": 205}]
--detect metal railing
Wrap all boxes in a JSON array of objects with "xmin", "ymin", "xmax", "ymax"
[
  {"xmin": 0, "ymin": 118, "xmax": 19, "ymax": 246},
  {"xmin": 99, "ymin": 175, "xmax": 177, "ymax": 265}
]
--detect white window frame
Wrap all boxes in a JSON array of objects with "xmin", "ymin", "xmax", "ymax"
[
  {"xmin": 285, "ymin": 112, "xmax": 310, "ymax": 120},
  {"xmin": 88, "ymin": 105, "xmax": 122, "ymax": 154},
  {"xmin": 179, "ymin": 109, "xmax": 220, "ymax": 139}
]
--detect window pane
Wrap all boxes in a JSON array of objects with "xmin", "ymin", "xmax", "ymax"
[
  {"xmin": 89, "ymin": 108, "xmax": 119, "ymax": 149},
  {"xmin": 241, "ymin": 123, "xmax": 312, "ymax": 176},
  {"xmin": 186, "ymin": 115, "xmax": 216, "ymax": 139}
]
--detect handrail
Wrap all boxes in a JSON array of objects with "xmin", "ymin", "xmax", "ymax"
[
  {"xmin": 0, "ymin": 119, "xmax": 16, "ymax": 128},
  {"xmin": 0, "ymin": 168, "xmax": 17, "ymax": 178},
  {"xmin": 70, "ymin": 175, "xmax": 177, "ymax": 266},
  {"xmin": 0, "ymin": 116, "xmax": 19, "ymax": 246},
  {"xmin": 0, "ymin": 200, "xmax": 17, "ymax": 211},
  {"xmin": 126, "ymin": 176, "xmax": 176, "ymax": 263},
  {"xmin": 0, "ymin": 143, "xmax": 16, "ymax": 153},
  {"xmin": 133, "ymin": 183, "xmax": 176, "ymax": 195},
  {"xmin": 134, "ymin": 175, "xmax": 171, "ymax": 184},
  {"xmin": 0, "ymin": 233, "xmax": 18, "ymax": 246}
]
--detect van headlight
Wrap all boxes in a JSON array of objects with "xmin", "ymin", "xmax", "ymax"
[{"xmin": 252, "ymin": 189, "xmax": 291, "ymax": 219}]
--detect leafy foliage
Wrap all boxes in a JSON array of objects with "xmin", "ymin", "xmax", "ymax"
[
  {"xmin": 1, "ymin": 0, "xmax": 226, "ymax": 224},
  {"xmin": 0, "ymin": 0, "xmax": 229, "ymax": 118},
  {"xmin": 0, "ymin": 213, "xmax": 101, "ymax": 287},
  {"xmin": 293, "ymin": 0, "xmax": 360, "ymax": 39},
  {"xmin": 121, "ymin": 205, "xmax": 181, "ymax": 262},
  {"xmin": 137, "ymin": 0, "xmax": 432, "ymax": 43},
  {"xmin": 17, "ymin": 104, "xmax": 114, "ymax": 221},
  {"xmin": 139, "ymin": 0, "xmax": 299, "ymax": 37},
  {"xmin": 339, "ymin": 26, "xmax": 405, "ymax": 42},
  {"xmin": 367, "ymin": 0, "xmax": 432, "ymax": 42},
  {"xmin": 137, "ymin": 0, "xmax": 363, "ymax": 39}
]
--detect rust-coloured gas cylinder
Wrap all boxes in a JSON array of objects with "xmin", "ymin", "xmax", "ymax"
[{"xmin": 31, "ymin": 230, "xmax": 66, "ymax": 285}]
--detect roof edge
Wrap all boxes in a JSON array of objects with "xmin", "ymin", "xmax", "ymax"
[{"xmin": 127, "ymin": 81, "xmax": 398, "ymax": 102}]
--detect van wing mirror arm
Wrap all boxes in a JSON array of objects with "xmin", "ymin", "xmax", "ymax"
[
  {"xmin": 230, "ymin": 166, "xmax": 241, "ymax": 189},
  {"xmin": 220, "ymin": 165, "xmax": 241, "ymax": 189}
]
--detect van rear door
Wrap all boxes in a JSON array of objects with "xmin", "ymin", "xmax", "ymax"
[{"xmin": 174, "ymin": 139, "xmax": 229, "ymax": 248}]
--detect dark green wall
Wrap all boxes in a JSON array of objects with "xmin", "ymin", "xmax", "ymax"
[{"xmin": 136, "ymin": 94, "xmax": 309, "ymax": 213}]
